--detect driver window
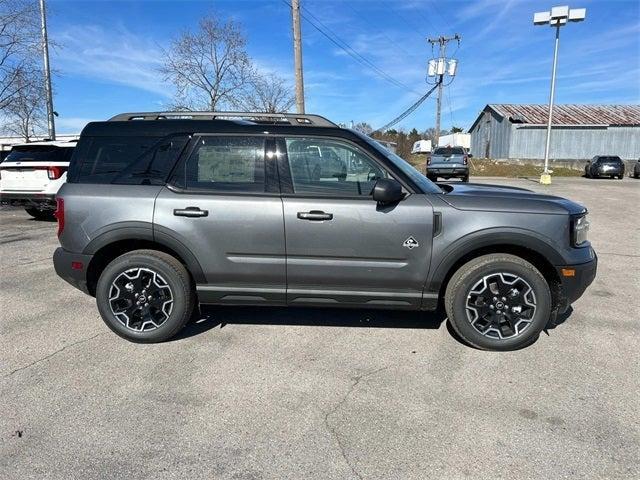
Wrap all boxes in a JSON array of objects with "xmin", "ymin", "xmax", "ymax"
[{"xmin": 285, "ymin": 137, "xmax": 389, "ymax": 196}]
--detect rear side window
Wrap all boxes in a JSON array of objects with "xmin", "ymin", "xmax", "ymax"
[
  {"xmin": 173, "ymin": 136, "xmax": 265, "ymax": 193},
  {"xmin": 6, "ymin": 145, "xmax": 74, "ymax": 163},
  {"xmin": 72, "ymin": 136, "xmax": 188, "ymax": 184}
]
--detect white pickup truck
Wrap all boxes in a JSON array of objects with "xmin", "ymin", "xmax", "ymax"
[{"xmin": 0, "ymin": 140, "xmax": 76, "ymax": 219}]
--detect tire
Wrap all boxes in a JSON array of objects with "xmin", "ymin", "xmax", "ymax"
[
  {"xmin": 461, "ymin": 175, "xmax": 469, "ymax": 183},
  {"xmin": 96, "ymin": 250, "xmax": 195, "ymax": 343},
  {"xmin": 25, "ymin": 207, "xmax": 55, "ymax": 220},
  {"xmin": 445, "ymin": 254, "xmax": 552, "ymax": 351},
  {"xmin": 427, "ymin": 174, "xmax": 437, "ymax": 182}
]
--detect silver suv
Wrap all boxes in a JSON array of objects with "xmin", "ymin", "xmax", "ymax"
[{"xmin": 53, "ymin": 112, "xmax": 597, "ymax": 351}]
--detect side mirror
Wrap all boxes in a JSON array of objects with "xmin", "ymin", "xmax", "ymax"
[
  {"xmin": 467, "ymin": 153, "xmax": 473, "ymax": 158},
  {"xmin": 372, "ymin": 178, "xmax": 404, "ymax": 205}
]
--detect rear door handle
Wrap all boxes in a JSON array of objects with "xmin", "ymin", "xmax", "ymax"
[
  {"xmin": 297, "ymin": 210, "xmax": 333, "ymax": 221},
  {"xmin": 174, "ymin": 207, "xmax": 208, "ymax": 218}
]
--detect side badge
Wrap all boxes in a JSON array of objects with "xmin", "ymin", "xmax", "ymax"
[{"xmin": 403, "ymin": 236, "xmax": 419, "ymax": 249}]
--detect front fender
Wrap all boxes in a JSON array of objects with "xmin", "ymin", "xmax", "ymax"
[{"xmin": 425, "ymin": 227, "xmax": 565, "ymax": 293}]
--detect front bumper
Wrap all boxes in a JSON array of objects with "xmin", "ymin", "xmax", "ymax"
[
  {"xmin": 555, "ymin": 252, "xmax": 598, "ymax": 313},
  {"xmin": 53, "ymin": 247, "xmax": 93, "ymax": 295},
  {"xmin": 0, "ymin": 192, "xmax": 56, "ymax": 208}
]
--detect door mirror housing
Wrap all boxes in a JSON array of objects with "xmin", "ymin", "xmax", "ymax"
[{"xmin": 372, "ymin": 178, "xmax": 404, "ymax": 205}]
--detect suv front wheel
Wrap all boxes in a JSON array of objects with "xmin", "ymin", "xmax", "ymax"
[
  {"xmin": 445, "ymin": 254, "xmax": 551, "ymax": 351},
  {"xmin": 96, "ymin": 250, "xmax": 195, "ymax": 343}
]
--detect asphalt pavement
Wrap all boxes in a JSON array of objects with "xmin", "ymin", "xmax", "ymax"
[{"xmin": 1, "ymin": 176, "xmax": 639, "ymax": 479}]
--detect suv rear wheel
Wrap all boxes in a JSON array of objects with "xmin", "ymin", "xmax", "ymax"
[
  {"xmin": 96, "ymin": 250, "xmax": 195, "ymax": 343},
  {"xmin": 445, "ymin": 254, "xmax": 551, "ymax": 351}
]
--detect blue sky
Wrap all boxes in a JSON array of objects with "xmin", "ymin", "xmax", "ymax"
[{"xmin": 47, "ymin": 0, "xmax": 640, "ymax": 134}]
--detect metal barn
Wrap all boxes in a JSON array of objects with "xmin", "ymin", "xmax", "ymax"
[{"xmin": 469, "ymin": 104, "xmax": 640, "ymax": 160}]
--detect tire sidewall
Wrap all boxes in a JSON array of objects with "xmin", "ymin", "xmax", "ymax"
[
  {"xmin": 449, "ymin": 259, "xmax": 551, "ymax": 351},
  {"xmin": 96, "ymin": 253, "xmax": 191, "ymax": 342}
]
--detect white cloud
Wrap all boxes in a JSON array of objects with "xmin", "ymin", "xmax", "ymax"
[
  {"xmin": 53, "ymin": 24, "xmax": 170, "ymax": 96},
  {"xmin": 55, "ymin": 117, "xmax": 96, "ymax": 134}
]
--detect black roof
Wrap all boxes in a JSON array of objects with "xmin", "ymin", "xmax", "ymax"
[{"xmin": 80, "ymin": 118, "xmax": 356, "ymax": 140}]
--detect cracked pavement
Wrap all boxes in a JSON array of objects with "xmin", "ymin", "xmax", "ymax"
[{"xmin": 1, "ymin": 177, "xmax": 639, "ymax": 479}]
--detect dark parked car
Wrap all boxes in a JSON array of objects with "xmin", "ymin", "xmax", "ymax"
[
  {"xmin": 633, "ymin": 159, "xmax": 640, "ymax": 179},
  {"xmin": 53, "ymin": 111, "xmax": 597, "ymax": 351},
  {"xmin": 585, "ymin": 156, "xmax": 625, "ymax": 179}
]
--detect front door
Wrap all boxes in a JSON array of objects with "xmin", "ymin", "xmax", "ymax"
[
  {"xmin": 278, "ymin": 136, "xmax": 434, "ymax": 309},
  {"xmin": 155, "ymin": 135, "xmax": 286, "ymax": 305}
]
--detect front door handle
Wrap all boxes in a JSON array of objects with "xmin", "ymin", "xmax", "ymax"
[
  {"xmin": 297, "ymin": 210, "xmax": 333, "ymax": 221},
  {"xmin": 174, "ymin": 207, "xmax": 208, "ymax": 218}
]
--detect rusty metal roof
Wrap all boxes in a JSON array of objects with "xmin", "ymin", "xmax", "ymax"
[{"xmin": 488, "ymin": 104, "xmax": 640, "ymax": 126}]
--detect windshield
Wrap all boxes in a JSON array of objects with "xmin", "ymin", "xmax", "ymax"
[
  {"xmin": 5, "ymin": 145, "xmax": 74, "ymax": 163},
  {"xmin": 359, "ymin": 133, "xmax": 442, "ymax": 194}
]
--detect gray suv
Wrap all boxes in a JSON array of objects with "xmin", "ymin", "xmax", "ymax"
[{"xmin": 53, "ymin": 112, "xmax": 597, "ymax": 351}]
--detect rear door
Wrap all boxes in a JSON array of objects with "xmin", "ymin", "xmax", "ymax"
[
  {"xmin": 278, "ymin": 136, "xmax": 434, "ymax": 309},
  {"xmin": 154, "ymin": 134, "xmax": 286, "ymax": 305}
]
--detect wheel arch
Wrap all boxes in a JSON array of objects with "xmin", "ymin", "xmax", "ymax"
[
  {"xmin": 84, "ymin": 228, "xmax": 205, "ymax": 296},
  {"xmin": 428, "ymin": 231, "xmax": 563, "ymax": 306}
]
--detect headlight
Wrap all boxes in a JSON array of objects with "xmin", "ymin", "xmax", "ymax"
[{"xmin": 572, "ymin": 214, "xmax": 590, "ymax": 246}]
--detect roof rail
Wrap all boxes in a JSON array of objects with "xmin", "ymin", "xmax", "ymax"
[{"xmin": 108, "ymin": 111, "xmax": 338, "ymax": 127}]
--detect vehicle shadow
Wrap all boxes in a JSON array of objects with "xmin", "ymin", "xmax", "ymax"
[
  {"xmin": 173, "ymin": 305, "xmax": 449, "ymax": 341},
  {"xmin": 173, "ymin": 304, "xmax": 575, "ymax": 349}
]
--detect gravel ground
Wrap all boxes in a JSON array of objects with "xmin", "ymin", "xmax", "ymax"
[{"xmin": 1, "ymin": 176, "xmax": 639, "ymax": 479}]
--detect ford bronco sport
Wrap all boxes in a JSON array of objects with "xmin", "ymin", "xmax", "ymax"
[{"xmin": 53, "ymin": 112, "xmax": 597, "ymax": 351}]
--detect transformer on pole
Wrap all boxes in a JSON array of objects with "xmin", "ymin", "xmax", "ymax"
[{"xmin": 426, "ymin": 34, "xmax": 460, "ymax": 147}]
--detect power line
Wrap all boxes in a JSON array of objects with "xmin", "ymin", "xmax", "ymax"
[
  {"xmin": 343, "ymin": 2, "xmax": 416, "ymax": 59},
  {"xmin": 372, "ymin": 82, "xmax": 439, "ymax": 133},
  {"xmin": 281, "ymin": 0, "xmax": 420, "ymax": 95}
]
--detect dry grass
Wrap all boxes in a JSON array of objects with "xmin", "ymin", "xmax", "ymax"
[{"xmin": 406, "ymin": 155, "xmax": 583, "ymax": 178}]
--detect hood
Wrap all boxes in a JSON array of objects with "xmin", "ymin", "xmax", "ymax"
[{"xmin": 438, "ymin": 182, "xmax": 587, "ymax": 215}]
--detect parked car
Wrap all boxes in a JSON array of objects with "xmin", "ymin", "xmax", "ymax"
[
  {"xmin": 0, "ymin": 140, "xmax": 76, "ymax": 219},
  {"xmin": 584, "ymin": 155, "xmax": 625, "ymax": 179},
  {"xmin": 633, "ymin": 159, "xmax": 640, "ymax": 179},
  {"xmin": 426, "ymin": 146, "xmax": 470, "ymax": 182},
  {"xmin": 53, "ymin": 111, "xmax": 597, "ymax": 351}
]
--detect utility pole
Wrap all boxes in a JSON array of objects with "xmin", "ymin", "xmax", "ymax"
[
  {"xmin": 291, "ymin": 0, "xmax": 305, "ymax": 114},
  {"xmin": 427, "ymin": 34, "xmax": 460, "ymax": 147},
  {"xmin": 39, "ymin": 0, "xmax": 56, "ymax": 140}
]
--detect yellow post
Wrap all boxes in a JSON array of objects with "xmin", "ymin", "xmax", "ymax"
[{"xmin": 539, "ymin": 172, "xmax": 552, "ymax": 185}]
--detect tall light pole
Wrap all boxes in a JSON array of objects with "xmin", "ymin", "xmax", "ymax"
[
  {"xmin": 534, "ymin": 5, "xmax": 586, "ymax": 185},
  {"xmin": 291, "ymin": 0, "xmax": 305, "ymax": 114},
  {"xmin": 39, "ymin": 0, "xmax": 56, "ymax": 140}
]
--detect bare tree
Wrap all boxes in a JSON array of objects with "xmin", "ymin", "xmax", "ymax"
[
  {"xmin": 0, "ymin": 0, "xmax": 40, "ymax": 111},
  {"xmin": 160, "ymin": 15, "xmax": 255, "ymax": 111},
  {"xmin": 238, "ymin": 73, "xmax": 294, "ymax": 113},
  {"xmin": 353, "ymin": 122, "xmax": 373, "ymax": 135},
  {"xmin": 2, "ymin": 69, "xmax": 46, "ymax": 141}
]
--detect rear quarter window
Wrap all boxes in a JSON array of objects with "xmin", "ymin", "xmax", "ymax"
[{"xmin": 70, "ymin": 135, "xmax": 189, "ymax": 184}]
